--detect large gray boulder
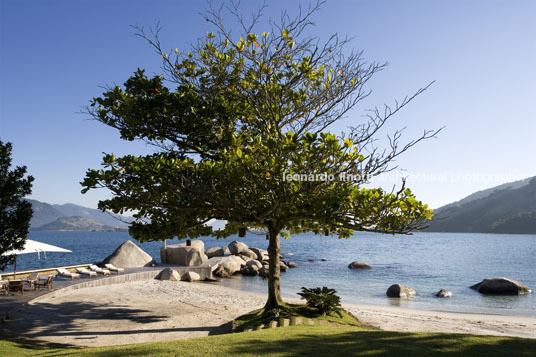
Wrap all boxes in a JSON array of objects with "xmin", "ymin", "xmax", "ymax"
[
  {"xmin": 160, "ymin": 240, "xmax": 206, "ymax": 264},
  {"xmin": 348, "ymin": 261, "xmax": 372, "ymax": 269},
  {"xmin": 162, "ymin": 244, "xmax": 208, "ymax": 266},
  {"xmin": 249, "ymin": 247, "xmax": 267, "ymax": 261},
  {"xmin": 155, "ymin": 268, "xmax": 181, "ymax": 281},
  {"xmin": 182, "ymin": 271, "xmax": 201, "ymax": 282},
  {"xmin": 228, "ymin": 240, "xmax": 248, "ymax": 255},
  {"xmin": 246, "ymin": 260, "xmax": 263, "ymax": 269},
  {"xmin": 240, "ymin": 249, "xmax": 258, "ymax": 260},
  {"xmin": 386, "ymin": 284, "xmax": 416, "ymax": 298},
  {"xmin": 103, "ymin": 240, "xmax": 155, "ymax": 268},
  {"xmin": 470, "ymin": 278, "xmax": 531, "ymax": 295},
  {"xmin": 206, "ymin": 247, "xmax": 225, "ymax": 258},
  {"xmin": 209, "ymin": 256, "xmax": 243, "ymax": 278}
]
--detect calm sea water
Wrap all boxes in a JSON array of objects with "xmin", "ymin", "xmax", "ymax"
[{"xmin": 7, "ymin": 231, "xmax": 536, "ymax": 317}]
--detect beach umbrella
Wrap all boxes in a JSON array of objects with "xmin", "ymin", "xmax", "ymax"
[{"xmin": 2, "ymin": 239, "xmax": 72, "ymax": 278}]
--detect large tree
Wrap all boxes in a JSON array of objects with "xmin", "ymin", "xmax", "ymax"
[
  {"xmin": 82, "ymin": 3, "xmax": 438, "ymax": 310},
  {"xmin": 0, "ymin": 140, "xmax": 34, "ymax": 270}
]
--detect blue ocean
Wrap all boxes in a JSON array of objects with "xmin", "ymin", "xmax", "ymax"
[{"xmin": 7, "ymin": 231, "xmax": 536, "ymax": 317}]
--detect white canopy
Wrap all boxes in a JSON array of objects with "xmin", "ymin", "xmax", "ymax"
[
  {"xmin": 3, "ymin": 239, "xmax": 72, "ymax": 257},
  {"xmin": 3, "ymin": 239, "xmax": 72, "ymax": 278}
]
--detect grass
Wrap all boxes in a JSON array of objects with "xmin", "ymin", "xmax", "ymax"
[
  {"xmin": 232, "ymin": 303, "xmax": 361, "ymax": 331},
  {"xmin": 2, "ymin": 325, "xmax": 536, "ymax": 356}
]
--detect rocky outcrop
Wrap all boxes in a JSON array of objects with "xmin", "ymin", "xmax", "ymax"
[
  {"xmin": 249, "ymin": 247, "xmax": 267, "ymax": 261},
  {"xmin": 103, "ymin": 240, "xmax": 155, "ymax": 268},
  {"xmin": 386, "ymin": 284, "xmax": 416, "ymax": 298},
  {"xmin": 348, "ymin": 261, "xmax": 371, "ymax": 269},
  {"xmin": 470, "ymin": 278, "xmax": 531, "ymax": 295},
  {"xmin": 258, "ymin": 267, "xmax": 269, "ymax": 278},
  {"xmin": 279, "ymin": 262, "xmax": 289, "ymax": 272},
  {"xmin": 435, "ymin": 289, "xmax": 452, "ymax": 298},
  {"xmin": 155, "ymin": 268, "xmax": 181, "ymax": 281},
  {"xmin": 206, "ymin": 247, "xmax": 226, "ymax": 258},
  {"xmin": 246, "ymin": 260, "xmax": 263, "ymax": 269},
  {"xmin": 228, "ymin": 240, "xmax": 248, "ymax": 255},
  {"xmin": 182, "ymin": 271, "xmax": 201, "ymax": 282},
  {"xmin": 162, "ymin": 244, "xmax": 208, "ymax": 266},
  {"xmin": 240, "ymin": 249, "xmax": 258, "ymax": 260},
  {"xmin": 209, "ymin": 256, "xmax": 243, "ymax": 278}
]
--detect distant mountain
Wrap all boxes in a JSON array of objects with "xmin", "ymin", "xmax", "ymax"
[
  {"xmin": 33, "ymin": 216, "xmax": 116, "ymax": 231},
  {"xmin": 27, "ymin": 199, "xmax": 131, "ymax": 230},
  {"xmin": 437, "ymin": 177, "xmax": 532, "ymax": 210},
  {"xmin": 27, "ymin": 200, "xmax": 65, "ymax": 228},
  {"xmin": 426, "ymin": 177, "xmax": 536, "ymax": 234}
]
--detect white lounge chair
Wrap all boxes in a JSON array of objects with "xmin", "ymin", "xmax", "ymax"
[
  {"xmin": 76, "ymin": 267, "xmax": 97, "ymax": 278},
  {"xmin": 104, "ymin": 264, "xmax": 124, "ymax": 274},
  {"xmin": 56, "ymin": 268, "xmax": 80, "ymax": 280},
  {"xmin": 89, "ymin": 265, "xmax": 111, "ymax": 276}
]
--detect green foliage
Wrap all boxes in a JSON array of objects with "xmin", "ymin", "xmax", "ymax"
[
  {"xmin": 0, "ymin": 140, "xmax": 34, "ymax": 270},
  {"xmin": 298, "ymin": 287, "xmax": 342, "ymax": 316},
  {"xmin": 82, "ymin": 3, "xmax": 436, "ymax": 308}
]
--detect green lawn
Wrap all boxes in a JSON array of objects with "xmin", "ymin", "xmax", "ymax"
[{"xmin": 2, "ymin": 325, "xmax": 535, "ymax": 357}]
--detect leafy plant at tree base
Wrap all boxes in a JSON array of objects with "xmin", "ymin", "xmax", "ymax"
[
  {"xmin": 82, "ymin": 2, "xmax": 438, "ymax": 312},
  {"xmin": 0, "ymin": 141, "xmax": 34, "ymax": 270},
  {"xmin": 298, "ymin": 286, "xmax": 342, "ymax": 316}
]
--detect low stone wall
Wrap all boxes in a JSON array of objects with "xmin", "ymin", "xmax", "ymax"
[{"xmin": 29, "ymin": 266, "xmax": 216, "ymax": 304}]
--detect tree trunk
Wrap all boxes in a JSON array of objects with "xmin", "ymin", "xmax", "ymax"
[{"xmin": 264, "ymin": 225, "xmax": 283, "ymax": 311}]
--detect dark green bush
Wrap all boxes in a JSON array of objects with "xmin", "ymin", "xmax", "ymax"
[{"xmin": 298, "ymin": 286, "xmax": 341, "ymax": 316}]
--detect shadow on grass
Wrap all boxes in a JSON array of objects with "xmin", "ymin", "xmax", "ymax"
[{"xmin": 225, "ymin": 328, "xmax": 536, "ymax": 357}]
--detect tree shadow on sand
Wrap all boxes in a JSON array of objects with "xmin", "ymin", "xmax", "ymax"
[{"xmin": 0, "ymin": 300, "xmax": 231, "ymax": 345}]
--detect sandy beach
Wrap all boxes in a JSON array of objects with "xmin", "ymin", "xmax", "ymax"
[{"xmin": 4, "ymin": 280, "xmax": 536, "ymax": 347}]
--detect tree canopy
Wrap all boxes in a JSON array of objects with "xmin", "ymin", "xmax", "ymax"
[
  {"xmin": 82, "ymin": 2, "xmax": 438, "ymax": 309},
  {"xmin": 0, "ymin": 140, "xmax": 34, "ymax": 270}
]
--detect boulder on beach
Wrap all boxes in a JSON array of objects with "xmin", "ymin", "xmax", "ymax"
[
  {"xmin": 348, "ymin": 261, "xmax": 372, "ymax": 269},
  {"xmin": 470, "ymin": 278, "xmax": 531, "ymax": 295},
  {"xmin": 182, "ymin": 271, "xmax": 201, "ymax": 282},
  {"xmin": 208, "ymin": 256, "xmax": 243, "ymax": 278},
  {"xmin": 435, "ymin": 289, "xmax": 452, "ymax": 298},
  {"xmin": 103, "ymin": 240, "xmax": 155, "ymax": 268},
  {"xmin": 386, "ymin": 284, "xmax": 416, "ymax": 298},
  {"xmin": 228, "ymin": 240, "xmax": 249, "ymax": 255},
  {"xmin": 155, "ymin": 268, "xmax": 181, "ymax": 281},
  {"xmin": 162, "ymin": 244, "xmax": 208, "ymax": 266}
]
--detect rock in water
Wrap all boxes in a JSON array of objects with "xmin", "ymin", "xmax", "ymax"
[
  {"xmin": 249, "ymin": 247, "xmax": 267, "ymax": 261},
  {"xmin": 240, "ymin": 249, "xmax": 258, "ymax": 260},
  {"xmin": 348, "ymin": 261, "xmax": 372, "ymax": 269},
  {"xmin": 228, "ymin": 240, "xmax": 248, "ymax": 255},
  {"xmin": 258, "ymin": 267, "xmax": 269, "ymax": 278},
  {"xmin": 246, "ymin": 260, "xmax": 263, "ymax": 269},
  {"xmin": 103, "ymin": 240, "xmax": 155, "ymax": 268},
  {"xmin": 182, "ymin": 271, "xmax": 201, "ymax": 282},
  {"xmin": 435, "ymin": 289, "xmax": 452, "ymax": 298},
  {"xmin": 287, "ymin": 262, "xmax": 299, "ymax": 268},
  {"xmin": 470, "ymin": 278, "xmax": 531, "ymax": 295},
  {"xmin": 386, "ymin": 284, "xmax": 416, "ymax": 298},
  {"xmin": 156, "ymin": 268, "xmax": 181, "ymax": 281}
]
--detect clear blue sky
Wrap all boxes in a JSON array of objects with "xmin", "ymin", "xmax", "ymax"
[{"xmin": 1, "ymin": 0, "xmax": 535, "ymax": 209}]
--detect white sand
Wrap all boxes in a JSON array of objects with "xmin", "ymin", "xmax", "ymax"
[{"xmin": 5, "ymin": 280, "xmax": 536, "ymax": 347}]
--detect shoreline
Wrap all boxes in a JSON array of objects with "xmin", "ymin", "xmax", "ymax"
[{"xmin": 3, "ymin": 279, "xmax": 535, "ymax": 347}]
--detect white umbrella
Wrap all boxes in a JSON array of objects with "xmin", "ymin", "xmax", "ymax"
[{"xmin": 3, "ymin": 239, "xmax": 72, "ymax": 278}]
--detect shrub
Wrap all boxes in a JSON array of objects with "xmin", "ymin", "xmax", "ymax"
[{"xmin": 298, "ymin": 286, "xmax": 341, "ymax": 316}]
